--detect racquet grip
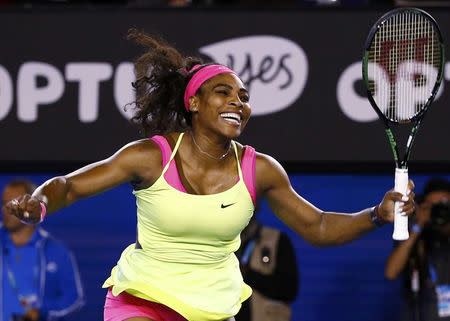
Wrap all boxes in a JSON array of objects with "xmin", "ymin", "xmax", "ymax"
[{"xmin": 393, "ymin": 168, "xmax": 409, "ymax": 240}]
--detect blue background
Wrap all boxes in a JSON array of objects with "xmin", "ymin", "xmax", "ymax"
[{"xmin": 1, "ymin": 173, "xmax": 449, "ymax": 321}]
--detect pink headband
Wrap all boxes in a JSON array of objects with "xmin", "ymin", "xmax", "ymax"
[{"xmin": 183, "ymin": 64, "xmax": 237, "ymax": 111}]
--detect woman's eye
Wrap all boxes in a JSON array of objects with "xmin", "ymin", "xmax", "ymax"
[
  {"xmin": 240, "ymin": 95, "xmax": 250, "ymax": 103},
  {"xmin": 217, "ymin": 90, "xmax": 229, "ymax": 95}
]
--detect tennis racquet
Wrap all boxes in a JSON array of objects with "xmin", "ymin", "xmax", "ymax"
[{"xmin": 362, "ymin": 8, "xmax": 444, "ymax": 240}]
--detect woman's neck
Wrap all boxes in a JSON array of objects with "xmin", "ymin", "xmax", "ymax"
[{"xmin": 188, "ymin": 130, "xmax": 232, "ymax": 162}]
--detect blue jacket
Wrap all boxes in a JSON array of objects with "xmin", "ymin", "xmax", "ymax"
[{"xmin": 0, "ymin": 226, "xmax": 84, "ymax": 321}]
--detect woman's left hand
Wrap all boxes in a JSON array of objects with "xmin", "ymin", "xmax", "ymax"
[{"xmin": 377, "ymin": 180, "xmax": 415, "ymax": 223}]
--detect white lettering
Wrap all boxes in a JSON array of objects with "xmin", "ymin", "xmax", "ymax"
[
  {"xmin": 337, "ymin": 61, "xmax": 381, "ymax": 122},
  {"xmin": 0, "ymin": 65, "xmax": 13, "ymax": 121},
  {"xmin": 17, "ymin": 62, "xmax": 64, "ymax": 122},
  {"xmin": 66, "ymin": 63, "xmax": 113, "ymax": 123},
  {"xmin": 200, "ymin": 36, "xmax": 308, "ymax": 116},
  {"xmin": 339, "ymin": 61, "xmax": 444, "ymax": 123},
  {"xmin": 114, "ymin": 62, "xmax": 135, "ymax": 120},
  {"xmin": 395, "ymin": 60, "xmax": 438, "ymax": 120}
]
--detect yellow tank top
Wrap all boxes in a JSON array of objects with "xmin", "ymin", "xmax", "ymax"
[{"xmin": 103, "ymin": 133, "xmax": 254, "ymax": 321}]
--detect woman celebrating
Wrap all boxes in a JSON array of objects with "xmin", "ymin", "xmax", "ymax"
[{"xmin": 6, "ymin": 30, "xmax": 414, "ymax": 321}]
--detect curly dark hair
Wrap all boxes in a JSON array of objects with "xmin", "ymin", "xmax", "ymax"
[{"xmin": 127, "ymin": 29, "xmax": 204, "ymax": 136}]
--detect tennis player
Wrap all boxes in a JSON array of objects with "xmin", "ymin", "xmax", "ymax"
[{"xmin": 5, "ymin": 30, "xmax": 415, "ymax": 321}]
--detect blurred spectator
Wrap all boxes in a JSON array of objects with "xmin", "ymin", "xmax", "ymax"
[{"xmin": 1, "ymin": 179, "xmax": 84, "ymax": 321}]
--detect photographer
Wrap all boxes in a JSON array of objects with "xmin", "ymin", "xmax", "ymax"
[{"xmin": 385, "ymin": 178, "xmax": 450, "ymax": 321}]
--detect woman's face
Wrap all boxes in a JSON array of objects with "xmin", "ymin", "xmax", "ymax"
[{"xmin": 192, "ymin": 73, "xmax": 251, "ymax": 138}]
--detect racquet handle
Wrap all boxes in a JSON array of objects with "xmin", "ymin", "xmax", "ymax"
[{"xmin": 393, "ymin": 168, "xmax": 409, "ymax": 240}]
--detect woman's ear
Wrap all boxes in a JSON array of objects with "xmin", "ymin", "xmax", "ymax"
[{"xmin": 189, "ymin": 96, "xmax": 199, "ymax": 112}]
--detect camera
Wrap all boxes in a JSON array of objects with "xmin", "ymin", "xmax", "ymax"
[{"xmin": 430, "ymin": 201, "xmax": 450, "ymax": 227}]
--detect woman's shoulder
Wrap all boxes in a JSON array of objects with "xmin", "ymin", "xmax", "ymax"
[
  {"xmin": 254, "ymin": 151, "xmax": 288, "ymax": 193},
  {"xmin": 147, "ymin": 131, "xmax": 185, "ymax": 150},
  {"xmin": 118, "ymin": 131, "xmax": 186, "ymax": 164},
  {"xmin": 255, "ymin": 151, "xmax": 281, "ymax": 170},
  {"xmin": 113, "ymin": 138, "xmax": 163, "ymax": 169},
  {"xmin": 232, "ymin": 142, "xmax": 281, "ymax": 170},
  {"xmin": 120, "ymin": 138, "xmax": 161, "ymax": 155},
  {"xmin": 111, "ymin": 138, "xmax": 167, "ymax": 185}
]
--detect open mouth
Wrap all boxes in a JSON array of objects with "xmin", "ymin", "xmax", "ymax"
[{"xmin": 220, "ymin": 112, "xmax": 242, "ymax": 125}]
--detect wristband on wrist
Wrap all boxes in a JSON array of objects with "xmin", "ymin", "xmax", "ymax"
[
  {"xmin": 370, "ymin": 205, "xmax": 386, "ymax": 227},
  {"xmin": 39, "ymin": 202, "xmax": 47, "ymax": 223},
  {"xmin": 411, "ymin": 224, "xmax": 422, "ymax": 234}
]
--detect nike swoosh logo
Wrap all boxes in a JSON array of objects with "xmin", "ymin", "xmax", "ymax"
[{"xmin": 221, "ymin": 203, "xmax": 236, "ymax": 209}]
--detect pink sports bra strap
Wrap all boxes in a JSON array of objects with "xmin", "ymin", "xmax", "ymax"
[
  {"xmin": 151, "ymin": 135, "xmax": 171, "ymax": 167},
  {"xmin": 150, "ymin": 135, "xmax": 187, "ymax": 193},
  {"xmin": 241, "ymin": 146, "xmax": 256, "ymax": 206}
]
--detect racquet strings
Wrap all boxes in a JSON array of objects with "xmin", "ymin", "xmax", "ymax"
[{"xmin": 366, "ymin": 11, "xmax": 442, "ymax": 122}]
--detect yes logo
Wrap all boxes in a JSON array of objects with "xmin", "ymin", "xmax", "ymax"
[{"xmin": 200, "ymin": 36, "xmax": 308, "ymax": 116}]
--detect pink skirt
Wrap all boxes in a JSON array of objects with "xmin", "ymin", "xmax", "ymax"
[{"xmin": 104, "ymin": 288, "xmax": 187, "ymax": 321}]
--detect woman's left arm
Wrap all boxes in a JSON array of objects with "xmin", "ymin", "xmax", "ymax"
[{"xmin": 256, "ymin": 153, "xmax": 415, "ymax": 247}]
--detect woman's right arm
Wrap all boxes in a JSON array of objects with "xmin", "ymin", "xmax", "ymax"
[{"xmin": 6, "ymin": 139, "xmax": 161, "ymax": 222}]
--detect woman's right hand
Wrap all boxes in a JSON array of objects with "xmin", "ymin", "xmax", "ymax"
[{"xmin": 5, "ymin": 194, "xmax": 43, "ymax": 225}]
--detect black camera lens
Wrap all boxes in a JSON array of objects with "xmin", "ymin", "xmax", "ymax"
[{"xmin": 430, "ymin": 201, "xmax": 450, "ymax": 227}]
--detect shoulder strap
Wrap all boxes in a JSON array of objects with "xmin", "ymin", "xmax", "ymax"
[
  {"xmin": 150, "ymin": 135, "xmax": 171, "ymax": 168},
  {"xmin": 150, "ymin": 134, "xmax": 186, "ymax": 192},
  {"xmin": 241, "ymin": 145, "xmax": 256, "ymax": 206}
]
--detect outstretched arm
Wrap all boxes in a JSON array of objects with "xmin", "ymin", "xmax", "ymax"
[
  {"xmin": 256, "ymin": 153, "xmax": 415, "ymax": 247},
  {"xmin": 6, "ymin": 139, "xmax": 161, "ymax": 223}
]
